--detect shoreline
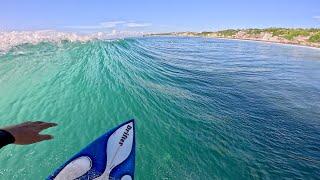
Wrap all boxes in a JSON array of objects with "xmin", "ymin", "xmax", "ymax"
[
  {"xmin": 148, "ymin": 35, "xmax": 320, "ymax": 50},
  {"xmin": 209, "ymin": 36, "xmax": 320, "ymax": 50},
  {"xmin": 148, "ymin": 28, "xmax": 320, "ymax": 50}
]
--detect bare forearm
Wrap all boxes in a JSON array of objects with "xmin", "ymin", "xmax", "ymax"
[
  {"xmin": 0, "ymin": 121, "xmax": 57, "ymax": 149},
  {"xmin": 0, "ymin": 129, "xmax": 15, "ymax": 149}
]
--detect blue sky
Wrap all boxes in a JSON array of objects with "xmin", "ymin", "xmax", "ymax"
[{"xmin": 1, "ymin": 0, "xmax": 320, "ymax": 33}]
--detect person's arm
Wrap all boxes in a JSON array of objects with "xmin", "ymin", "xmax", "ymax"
[
  {"xmin": 0, "ymin": 121, "xmax": 57, "ymax": 149},
  {"xmin": 0, "ymin": 129, "xmax": 15, "ymax": 148}
]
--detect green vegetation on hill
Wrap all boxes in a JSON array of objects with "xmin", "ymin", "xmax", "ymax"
[
  {"xmin": 263, "ymin": 28, "xmax": 310, "ymax": 40},
  {"xmin": 214, "ymin": 28, "xmax": 320, "ymax": 42},
  {"xmin": 197, "ymin": 31, "xmax": 213, "ymax": 36},
  {"xmin": 216, "ymin": 29, "xmax": 240, "ymax": 37},
  {"xmin": 149, "ymin": 28, "xmax": 320, "ymax": 47},
  {"xmin": 247, "ymin": 29, "xmax": 264, "ymax": 34},
  {"xmin": 309, "ymin": 32, "xmax": 320, "ymax": 43}
]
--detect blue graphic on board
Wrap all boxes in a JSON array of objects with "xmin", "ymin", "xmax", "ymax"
[{"xmin": 48, "ymin": 119, "xmax": 135, "ymax": 180}]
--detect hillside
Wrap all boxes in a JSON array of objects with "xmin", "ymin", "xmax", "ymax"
[{"xmin": 149, "ymin": 28, "xmax": 320, "ymax": 48}]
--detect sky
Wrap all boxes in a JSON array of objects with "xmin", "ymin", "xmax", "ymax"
[{"xmin": 0, "ymin": 0, "xmax": 320, "ymax": 33}]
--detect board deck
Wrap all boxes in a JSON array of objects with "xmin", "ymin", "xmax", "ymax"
[{"xmin": 48, "ymin": 119, "xmax": 135, "ymax": 180}]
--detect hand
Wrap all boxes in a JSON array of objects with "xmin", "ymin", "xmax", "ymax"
[{"xmin": 2, "ymin": 121, "xmax": 57, "ymax": 145}]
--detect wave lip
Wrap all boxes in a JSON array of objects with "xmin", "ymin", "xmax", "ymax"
[{"xmin": 0, "ymin": 30, "xmax": 145, "ymax": 53}]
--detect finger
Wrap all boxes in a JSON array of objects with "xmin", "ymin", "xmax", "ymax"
[
  {"xmin": 36, "ymin": 134, "xmax": 54, "ymax": 142},
  {"xmin": 21, "ymin": 121, "xmax": 32, "ymax": 125},
  {"xmin": 34, "ymin": 121, "xmax": 45, "ymax": 124},
  {"xmin": 36, "ymin": 122, "xmax": 58, "ymax": 131},
  {"xmin": 34, "ymin": 121, "xmax": 57, "ymax": 125}
]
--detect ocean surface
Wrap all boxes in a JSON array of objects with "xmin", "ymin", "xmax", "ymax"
[{"xmin": 0, "ymin": 37, "xmax": 320, "ymax": 179}]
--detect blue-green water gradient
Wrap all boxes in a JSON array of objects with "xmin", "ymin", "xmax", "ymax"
[{"xmin": 0, "ymin": 37, "xmax": 320, "ymax": 179}]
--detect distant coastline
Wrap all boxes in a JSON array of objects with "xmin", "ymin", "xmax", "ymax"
[
  {"xmin": 147, "ymin": 28, "xmax": 320, "ymax": 49},
  {"xmin": 1, "ymin": 28, "xmax": 320, "ymax": 53},
  {"xmin": 214, "ymin": 36, "xmax": 320, "ymax": 50}
]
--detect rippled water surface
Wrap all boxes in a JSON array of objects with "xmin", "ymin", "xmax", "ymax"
[{"xmin": 0, "ymin": 37, "xmax": 320, "ymax": 179}]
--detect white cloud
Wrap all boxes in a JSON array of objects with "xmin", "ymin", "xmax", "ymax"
[
  {"xmin": 64, "ymin": 21, "xmax": 126, "ymax": 29},
  {"xmin": 100, "ymin": 21, "xmax": 126, "ymax": 28},
  {"xmin": 313, "ymin": 16, "xmax": 320, "ymax": 20},
  {"xmin": 64, "ymin": 25, "xmax": 102, "ymax": 29},
  {"xmin": 126, "ymin": 22, "xmax": 152, "ymax": 27},
  {"xmin": 65, "ymin": 21, "xmax": 151, "ymax": 30}
]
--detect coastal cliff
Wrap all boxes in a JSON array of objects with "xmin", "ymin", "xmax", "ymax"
[{"xmin": 149, "ymin": 28, "xmax": 320, "ymax": 48}]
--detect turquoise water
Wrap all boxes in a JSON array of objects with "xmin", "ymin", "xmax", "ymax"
[{"xmin": 0, "ymin": 37, "xmax": 320, "ymax": 179}]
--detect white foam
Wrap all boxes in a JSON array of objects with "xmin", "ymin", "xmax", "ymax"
[{"xmin": 0, "ymin": 30, "xmax": 145, "ymax": 53}]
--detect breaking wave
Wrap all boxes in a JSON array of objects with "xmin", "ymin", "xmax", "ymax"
[
  {"xmin": 0, "ymin": 30, "xmax": 144, "ymax": 53},
  {"xmin": 0, "ymin": 37, "xmax": 320, "ymax": 179}
]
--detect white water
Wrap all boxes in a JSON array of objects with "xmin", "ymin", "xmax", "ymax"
[{"xmin": 0, "ymin": 30, "xmax": 145, "ymax": 53}]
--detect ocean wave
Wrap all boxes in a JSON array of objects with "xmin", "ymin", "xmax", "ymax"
[
  {"xmin": 0, "ymin": 36, "xmax": 320, "ymax": 179},
  {"xmin": 0, "ymin": 30, "xmax": 145, "ymax": 53}
]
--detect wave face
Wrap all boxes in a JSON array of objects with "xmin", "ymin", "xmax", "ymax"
[{"xmin": 0, "ymin": 37, "xmax": 320, "ymax": 179}]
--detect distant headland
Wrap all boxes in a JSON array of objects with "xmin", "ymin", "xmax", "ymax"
[{"xmin": 148, "ymin": 28, "xmax": 320, "ymax": 48}]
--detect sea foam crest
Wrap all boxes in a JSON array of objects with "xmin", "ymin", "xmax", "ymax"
[{"xmin": 0, "ymin": 30, "xmax": 144, "ymax": 53}]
